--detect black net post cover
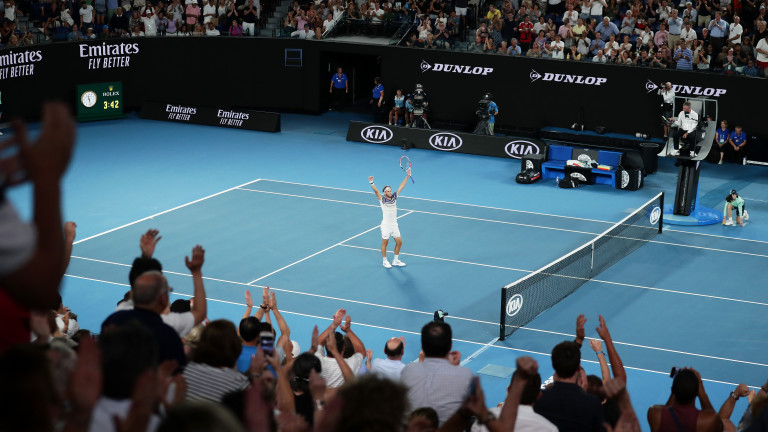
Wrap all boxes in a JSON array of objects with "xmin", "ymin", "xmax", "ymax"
[{"xmin": 499, "ymin": 192, "xmax": 664, "ymax": 340}]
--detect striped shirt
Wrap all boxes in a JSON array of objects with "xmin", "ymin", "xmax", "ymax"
[
  {"xmin": 183, "ymin": 362, "xmax": 250, "ymax": 402},
  {"xmin": 675, "ymin": 48, "xmax": 693, "ymax": 70}
]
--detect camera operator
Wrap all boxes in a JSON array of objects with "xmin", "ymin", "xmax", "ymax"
[
  {"xmin": 473, "ymin": 92, "xmax": 499, "ymax": 135},
  {"xmin": 670, "ymin": 101, "xmax": 699, "ymax": 157},
  {"xmin": 658, "ymin": 81, "xmax": 674, "ymax": 139},
  {"xmin": 410, "ymin": 83, "xmax": 430, "ymax": 128}
]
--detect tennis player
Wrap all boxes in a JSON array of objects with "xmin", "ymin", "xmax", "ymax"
[
  {"xmin": 723, "ymin": 189, "xmax": 749, "ymax": 226},
  {"xmin": 368, "ymin": 171, "xmax": 410, "ymax": 268}
]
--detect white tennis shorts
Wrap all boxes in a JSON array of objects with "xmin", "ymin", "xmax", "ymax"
[{"xmin": 381, "ymin": 224, "xmax": 401, "ymax": 240}]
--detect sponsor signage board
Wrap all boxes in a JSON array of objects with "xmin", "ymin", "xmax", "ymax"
[
  {"xmin": 346, "ymin": 121, "xmax": 546, "ymax": 160},
  {"xmin": 140, "ymin": 102, "xmax": 281, "ymax": 132}
]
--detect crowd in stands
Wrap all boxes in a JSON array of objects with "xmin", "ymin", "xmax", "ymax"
[
  {"xmin": 3, "ymin": 102, "xmax": 768, "ymax": 431},
  {"xmin": 0, "ymin": 0, "xmax": 278, "ymax": 41},
  {"xmin": 396, "ymin": 0, "xmax": 768, "ymax": 76}
]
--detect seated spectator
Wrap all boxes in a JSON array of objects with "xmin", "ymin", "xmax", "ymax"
[
  {"xmin": 604, "ymin": 33, "xmax": 620, "ymax": 56},
  {"xmin": 68, "ymin": 23, "xmax": 84, "ymax": 40},
  {"xmin": 228, "ymin": 18, "xmax": 242, "ymax": 35},
  {"xmin": 573, "ymin": 17, "xmax": 587, "ymax": 36},
  {"xmin": 508, "ymin": 37, "xmax": 523, "ymax": 54},
  {"xmin": 434, "ymin": 21, "xmax": 451, "ymax": 48},
  {"xmin": 619, "ymin": 34, "xmax": 633, "ymax": 53},
  {"xmin": 370, "ymin": 337, "xmax": 406, "ymax": 381},
  {"xmin": 647, "ymin": 368, "xmax": 722, "ymax": 432},
  {"xmin": 590, "ymin": 30, "xmax": 606, "ymax": 54},
  {"xmin": 205, "ymin": 20, "xmax": 220, "ymax": 34},
  {"xmin": 322, "ymin": 12, "xmax": 334, "ymax": 33},
  {"xmin": 534, "ymin": 340, "xmax": 605, "ymax": 431},
  {"xmin": 743, "ymin": 58, "xmax": 760, "ymax": 76},
  {"xmin": 535, "ymin": 29, "xmax": 548, "ymax": 48},
  {"xmin": 533, "ymin": 15, "xmax": 548, "ymax": 35},
  {"xmin": 19, "ymin": 31, "xmax": 34, "ymax": 45},
  {"xmin": 401, "ymin": 321, "xmax": 473, "ymax": 426},
  {"xmin": 527, "ymin": 42, "xmax": 544, "ymax": 56},
  {"xmin": 723, "ymin": 47, "xmax": 739, "ymax": 74},
  {"xmin": 567, "ymin": 44, "xmax": 583, "ymax": 59},
  {"xmin": 650, "ymin": 49, "xmax": 669, "ymax": 66},
  {"xmin": 551, "ymin": 33, "xmax": 566, "ymax": 58},
  {"xmin": 184, "ymin": 319, "xmax": 250, "ymax": 403},
  {"xmin": 635, "ymin": 48, "xmax": 653, "ymax": 65},
  {"xmin": 5, "ymin": 33, "xmax": 20, "ymax": 46}
]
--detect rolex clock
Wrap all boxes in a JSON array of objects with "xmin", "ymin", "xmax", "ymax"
[{"xmin": 76, "ymin": 82, "xmax": 123, "ymax": 121}]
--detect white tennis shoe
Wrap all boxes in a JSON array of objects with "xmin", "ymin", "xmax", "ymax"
[
  {"xmin": 743, "ymin": 210, "xmax": 749, "ymax": 221},
  {"xmin": 392, "ymin": 259, "xmax": 406, "ymax": 267},
  {"xmin": 724, "ymin": 220, "xmax": 734, "ymax": 226},
  {"xmin": 383, "ymin": 259, "xmax": 392, "ymax": 268}
]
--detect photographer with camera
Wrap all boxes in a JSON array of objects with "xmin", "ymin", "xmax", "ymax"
[
  {"xmin": 410, "ymin": 83, "xmax": 430, "ymax": 129},
  {"xmin": 473, "ymin": 93, "xmax": 498, "ymax": 136},
  {"xmin": 658, "ymin": 81, "xmax": 675, "ymax": 139}
]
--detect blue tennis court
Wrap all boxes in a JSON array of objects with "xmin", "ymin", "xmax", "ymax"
[{"xmin": 10, "ymin": 111, "xmax": 768, "ymax": 430}]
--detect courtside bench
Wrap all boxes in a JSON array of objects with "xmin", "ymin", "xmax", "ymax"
[{"xmin": 541, "ymin": 145, "xmax": 623, "ymax": 187}]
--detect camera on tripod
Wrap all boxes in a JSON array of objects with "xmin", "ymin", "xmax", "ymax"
[
  {"xmin": 476, "ymin": 92, "xmax": 492, "ymax": 120},
  {"xmin": 412, "ymin": 84, "xmax": 426, "ymax": 116}
]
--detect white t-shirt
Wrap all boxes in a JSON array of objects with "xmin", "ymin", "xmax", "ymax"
[
  {"xmin": 79, "ymin": 4, "xmax": 94, "ymax": 23},
  {"xmin": 380, "ymin": 192, "xmax": 398, "ymax": 226},
  {"xmin": 88, "ymin": 397, "xmax": 161, "ymax": 432},
  {"xmin": 203, "ymin": 3, "xmax": 216, "ymax": 22},
  {"xmin": 114, "ymin": 300, "xmax": 196, "ymax": 337},
  {"xmin": 551, "ymin": 40, "xmax": 565, "ymax": 58},
  {"xmin": 588, "ymin": 0, "xmax": 604, "ymax": 15},
  {"xmin": 315, "ymin": 350, "xmax": 364, "ymax": 388},
  {"xmin": 729, "ymin": 22, "xmax": 742, "ymax": 44},
  {"xmin": 142, "ymin": 16, "xmax": 157, "ymax": 34},
  {"xmin": 756, "ymin": 38, "xmax": 768, "ymax": 62}
]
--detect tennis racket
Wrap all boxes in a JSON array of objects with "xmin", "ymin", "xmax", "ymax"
[{"xmin": 399, "ymin": 156, "xmax": 414, "ymax": 183}]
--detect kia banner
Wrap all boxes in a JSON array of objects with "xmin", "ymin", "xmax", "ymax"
[{"xmin": 347, "ymin": 121, "xmax": 547, "ymax": 160}]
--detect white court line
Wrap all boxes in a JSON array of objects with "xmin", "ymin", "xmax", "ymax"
[
  {"xmin": 246, "ymin": 210, "xmax": 416, "ymax": 284},
  {"xmin": 256, "ymin": 178, "xmax": 616, "ymax": 224},
  {"xmin": 664, "ymin": 228, "xmax": 768, "ymax": 245},
  {"xmin": 67, "ymin": 259, "xmax": 768, "ymax": 366},
  {"xmin": 238, "ymin": 186, "xmax": 768, "ymax": 259},
  {"xmin": 61, "ymin": 274, "xmax": 753, "ymax": 388},
  {"xmin": 461, "ymin": 337, "xmax": 500, "ymax": 367},
  {"xmin": 73, "ymin": 179, "xmax": 263, "ymax": 245},
  {"xmin": 237, "ymin": 187, "xmax": 601, "ymax": 237}
]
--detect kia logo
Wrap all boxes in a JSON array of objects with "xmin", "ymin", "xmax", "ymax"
[
  {"xmin": 360, "ymin": 126, "xmax": 393, "ymax": 143},
  {"xmin": 506, "ymin": 294, "xmax": 523, "ymax": 317},
  {"xmin": 429, "ymin": 132, "xmax": 463, "ymax": 151},
  {"xmin": 504, "ymin": 140, "xmax": 540, "ymax": 159}
]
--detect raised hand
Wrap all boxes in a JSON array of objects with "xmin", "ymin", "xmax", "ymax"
[
  {"xmin": 368, "ymin": 176, "xmax": 374, "ymax": 183},
  {"xmin": 309, "ymin": 325, "xmax": 319, "ymax": 354},
  {"xmin": 17, "ymin": 102, "xmax": 76, "ymax": 184},
  {"xmin": 262, "ymin": 286, "xmax": 270, "ymax": 307},
  {"xmin": 734, "ymin": 383, "xmax": 750, "ymax": 398},
  {"xmin": 139, "ymin": 229, "xmax": 162, "ymax": 258},
  {"xmin": 245, "ymin": 290, "xmax": 253, "ymax": 309},
  {"xmin": 448, "ymin": 350, "xmax": 461, "ymax": 366},
  {"xmin": 575, "ymin": 314, "xmax": 587, "ymax": 344},
  {"xmin": 326, "ymin": 328, "xmax": 339, "ymax": 355},
  {"xmin": 589, "ymin": 338, "xmax": 603, "ymax": 352},
  {"xmin": 114, "ymin": 370, "xmax": 157, "ymax": 432},
  {"xmin": 340, "ymin": 315, "xmax": 351, "ymax": 333},
  {"xmin": 332, "ymin": 308, "xmax": 346, "ymax": 327},
  {"xmin": 596, "ymin": 314, "xmax": 612, "ymax": 341},
  {"xmin": 269, "ymin": 291, "xmax": 277, "ymax": 310},
  {"xmin": 515, "ymin": 356, "xmax": 538, "ymax": 378},
  {"xmin": 184, "ymin": 245, "xmax": 205, "ymax": 273}
]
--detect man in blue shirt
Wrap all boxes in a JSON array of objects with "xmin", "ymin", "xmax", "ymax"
[
  {"xmin": 713, "ymin": 120, "xmax": 730, "ymax": 164},
  {"xmin": 727, "ymin": 125, "xmax": 748, "ymax": 164},
  {"xmin": 674, "ymin": 40, "xmax": 693, "ymax": 70},
  {"xmin": 707, "ymin": 11, "xmax": 728, "ymax": 56},
  {"xmin": 667, "ymin": 9, "xmax": 683, "ymax": 49},
  {"xmin": 596, "ymin": 17, "xmax": 619, "ymax": 41},
  {"xmin": 329, "ymin": 67, "xmax": 348, "ymax": 111},
  {"xmin": 370, "ymin": 76, "xmax": 384, "ymax": 122}
]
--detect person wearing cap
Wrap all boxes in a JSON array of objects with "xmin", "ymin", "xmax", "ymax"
[{"xmin": 723, "ymin": 190, "xmax": 748, "ymax": 226}]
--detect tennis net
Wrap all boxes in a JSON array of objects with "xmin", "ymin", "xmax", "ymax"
[{"xmin": 499, "ymin": 192, "xmax": 664, "ymax": 341}]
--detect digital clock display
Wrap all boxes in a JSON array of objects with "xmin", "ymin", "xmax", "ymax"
[{"xmin": 76, "ymin": 82, "xmax": 123, "ymax": 121}]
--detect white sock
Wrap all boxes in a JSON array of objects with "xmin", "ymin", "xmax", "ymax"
[
  {"xmin": 394, "ymin": 254, "xmax": 399, "ymax": 262},
  {"xmin": 728, "ymin": 218, "xmax": 733, "ymax": 222},
  {"xmin": 383, "ymin": 257, "xmax": 388, "ymax": 262}
]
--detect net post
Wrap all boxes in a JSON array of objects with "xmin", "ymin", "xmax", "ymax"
[
  {"xmin": 499, "ymin": 287, "xmax": 507, "ymax": 341},
  {"xmin": 658, "ymin": 192, "xmax": 664, "ymax": 234},
  {"xmin": 590, "ymin": 243, "xmax": 595, "ymax": 275}
]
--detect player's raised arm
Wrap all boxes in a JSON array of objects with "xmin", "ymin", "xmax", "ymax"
[
  {"xmin": 369, "ymin": 176, "xmax": 381, "ymax": 200},
  {"xmin": 396, "ymin": 169, "xmax": 410, "ymax": 195}
]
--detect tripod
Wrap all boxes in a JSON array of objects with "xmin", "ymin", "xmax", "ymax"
[{"xmin": 412, "ymin": 113, "xmax": 431, "ymax": 129}]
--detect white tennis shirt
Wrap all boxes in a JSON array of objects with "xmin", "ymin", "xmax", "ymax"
[{"xmin": 380, "ymin": 192, "xmax": 398, "ymax": 225}]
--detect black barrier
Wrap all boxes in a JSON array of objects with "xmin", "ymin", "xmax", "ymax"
[
  {"xmin": 1, "ymin": 38, "xmax": 767, "ymax": 152},
  {"xmin": 346, "ymin": 121, "xmax": 547, "ymax": 159},
  {"xmin": 141, "ymin": 102, "xmax": 280, "ymax": 132}
]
